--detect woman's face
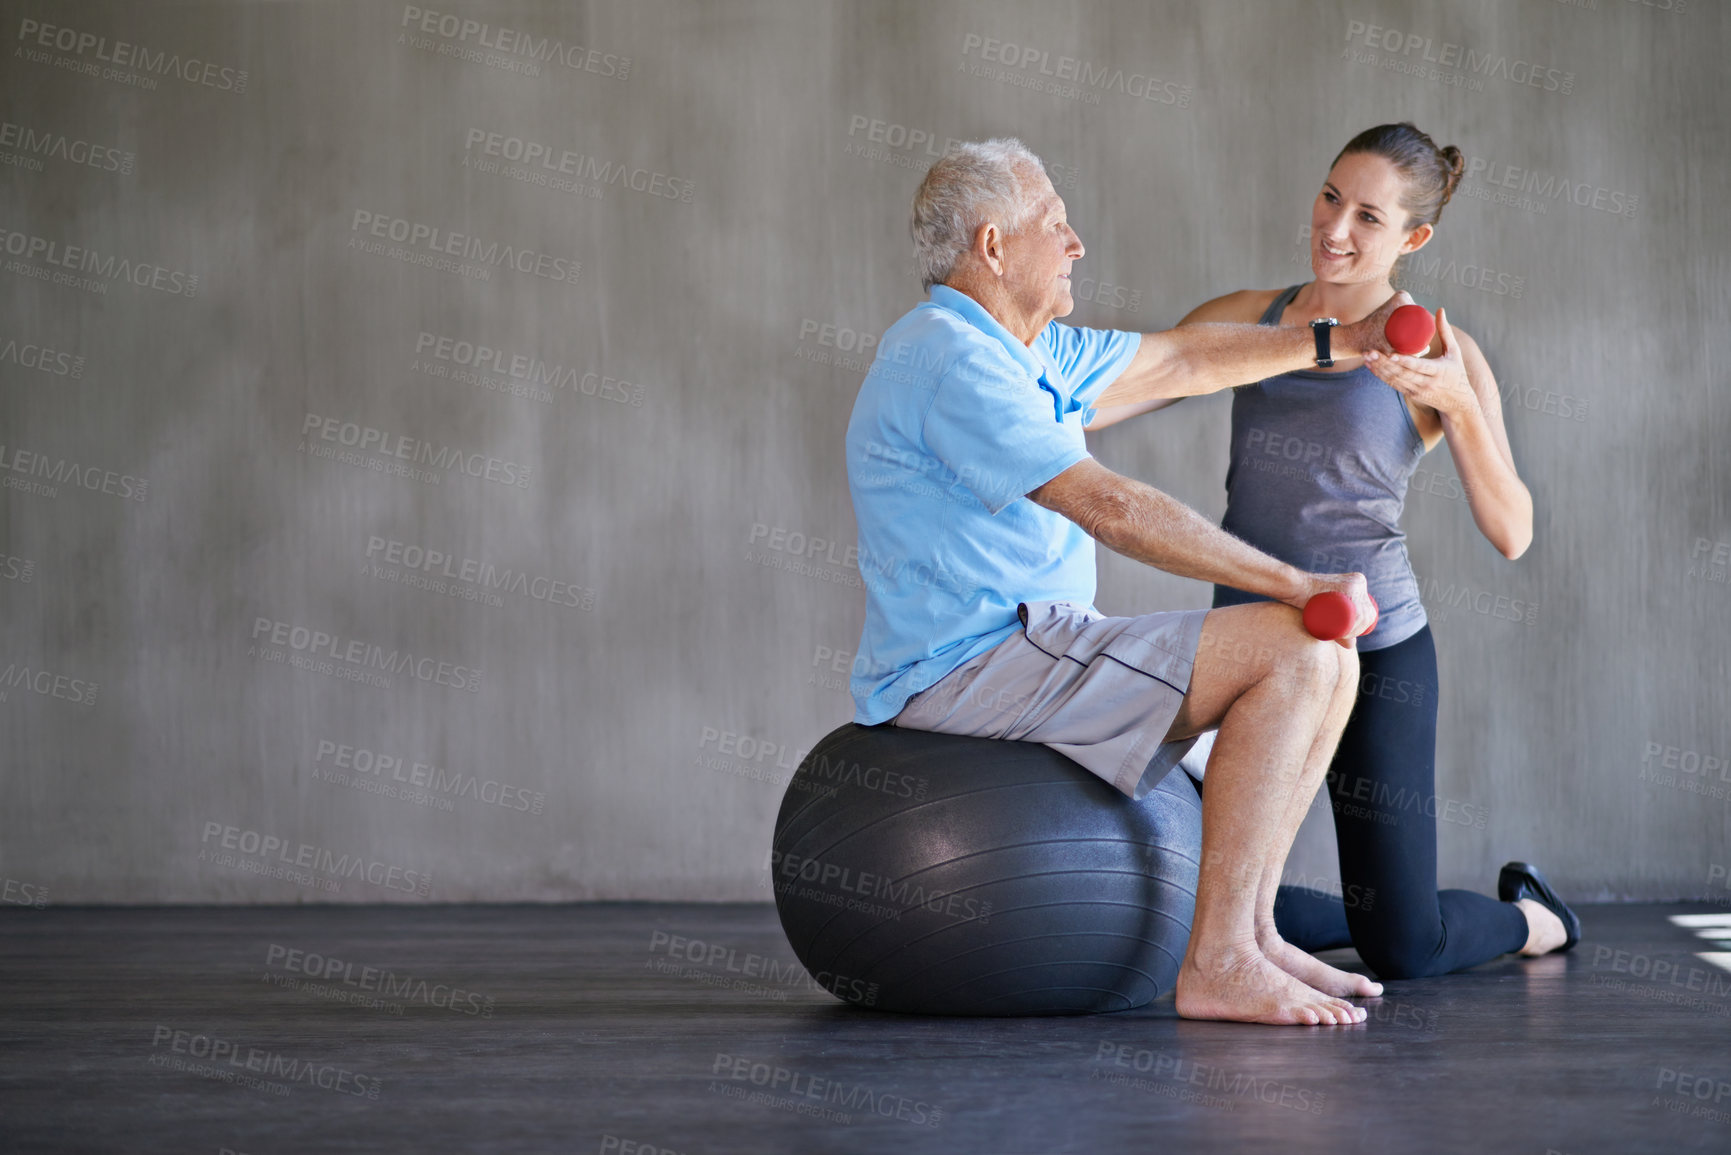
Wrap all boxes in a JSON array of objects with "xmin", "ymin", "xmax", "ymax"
[{"xmin": 1310, "ymin": 152, "xmax": 1432, "ymax": 285}]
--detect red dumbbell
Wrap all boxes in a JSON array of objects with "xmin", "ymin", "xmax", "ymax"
[
  {"xmin": 1303, "ymin": 591, "xmax": 1379, "ymax": 641},
  {"xmin": 1385, "ymin": 304, "xmax": 1436, "ymax": 356}
]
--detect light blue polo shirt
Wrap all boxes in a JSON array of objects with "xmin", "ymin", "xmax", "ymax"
[{"xmin": 846, "ymin": 284, "xmax": 1141, "ymax": 725}]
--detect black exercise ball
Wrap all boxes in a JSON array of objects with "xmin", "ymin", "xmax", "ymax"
[{"xmin": 770, "ymin": 723, "xmax": 1202, "ymax": 1016}]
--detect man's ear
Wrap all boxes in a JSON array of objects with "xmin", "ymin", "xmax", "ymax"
[
  {"xmin": 972, "ymin": 221, "xmax": 1007, "ymax": 277},
  {"xmin": 1400, "ymin": 222, "xmax": 1435, "ymax": 255}
]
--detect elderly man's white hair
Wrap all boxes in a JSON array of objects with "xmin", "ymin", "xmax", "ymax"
[{"xmin": 910, "ymin": 138, "xmax": 1048, "ymax": 291}]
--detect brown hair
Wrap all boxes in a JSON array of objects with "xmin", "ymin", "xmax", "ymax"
[{"xmin": 1332, "ymin": 123, "xmax": 1465, "ymax": 231}]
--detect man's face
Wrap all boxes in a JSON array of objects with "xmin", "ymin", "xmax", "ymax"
[{"xmin": 999, "ymin": 170, "xmax": 1085, "ymax": 333}]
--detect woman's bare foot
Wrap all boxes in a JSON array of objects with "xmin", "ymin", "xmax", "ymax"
[
  {"xmin": 1517, "ymin": 898, "xmax": 1567, "ymax": 955},
  {"xmin": 1175, "ymin": 945, "xmax": 1368, "ymax": 1025},
  {"xmin": 1257, "ymin": 931, "xmax": 1383, "ymax": 998}
]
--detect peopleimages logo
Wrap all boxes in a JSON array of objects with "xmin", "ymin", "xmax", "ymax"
[
  {"xmin": 399, "ymin": 6, "xmax": 631, "ymax": 78},
  {"xmin": 709, "ymin": 1053, "xmax": 944, "ymax": 1127},
  {"xmin": 149, "ymin": 1026, "xmax": 381, "ymax": 1099},
  {"xmin": 364, "ymin": 534, "xmax": 596, "ymax": 611},
  {"xmin": 264, "ymin": 943, "xmax": 496, "ymax": 1016},
  {"xmin": 1342, "ymin": 19, "xmax": 1574, "ymax": 94},
  {"xmin": 249, "ymin": 616, "xmax": 483, "ymax": 693},
  {"xmin": 0, "ymin": 120, "xmax": 134, "ymax": 174},
  {"xmin": 1397, "ymin": 251, "xmax": 1526, "ymax": 300},
  {"xmin": 960, "ymin": 33, "xmax": 1193, "ymax": 106},
  {"xmin": 0, "ymin": 443, "xmax": 148, "ymax": 501},
  {"xmin": 1462, "ymin": 155, "xmax": 1637, "ymax": 218},
  {"xmin": 1688, "ymin": 538, "xmax": 1730, "ymax": 588},
  {"xmin": 744, "ymin": 523, "xmax": 862, "ymax": 588},
  {"xmin": 462, "ymin": 129, "xmax": 692, "ymax": 202},
  {"xmin": 2, "ymin": 877, "xmax": 48, "ymax": 908},
  {"xmin": 0, "ymin": 333, "xmax": 86, "ymax": 378},
  {"xmin": 348, "ymin": 210, "xmax": 580, "ymax": 286},
  {"xmin": 413, "ymin": 331, "xmax": 645, "ymax": 407},
  {"xmin": 199, "ymin": 821, "xmax": 433, "ymax": 897},
  {"xmin": 648, "ymin": 930, "xmax": 881, "ymax": 1006},
  {"xmin": 0, "ymin": 660, "xmax": 98, "ymax": 706},
  {"xmin": 0, "ymin": 226, "xmax": 197, "ymax": 295},
  {"xmin": 15, "ymin": 18, "xmax": 250, "ymax": 91},
  {"xmin": 300, "ymin": 413, "xmax": 532, "ymax": 490},
  {"xmin": 313, "ymin": 737, "xmax": 546, "ymax": 815},
  {"xmin": 767, "ymin": 849, "xmax": 992, "ymax": 924}
]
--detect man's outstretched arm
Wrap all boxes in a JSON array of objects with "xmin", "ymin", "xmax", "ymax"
[
  {"xmin": 1027, "ymin": 457, "xmax": 1372, "ymax": 633},
  {"xmin": 1082, "ymin": 292, "xmax": 1411, "ymax": 429}
]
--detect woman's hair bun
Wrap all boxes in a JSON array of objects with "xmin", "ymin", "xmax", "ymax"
[{"xmin": 1438, "ymin": 144, "xmax": 1465, "ymax": 205}]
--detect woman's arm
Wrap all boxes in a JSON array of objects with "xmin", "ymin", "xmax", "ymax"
[{"xmin": 1364, "ymin": 308, "xmax": 1533, "ymax": 559}]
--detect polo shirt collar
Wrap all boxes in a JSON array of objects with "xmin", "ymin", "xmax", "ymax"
[{"xmin": 929, "ymin": 284, "xmax": 1047, "ymax": 382}]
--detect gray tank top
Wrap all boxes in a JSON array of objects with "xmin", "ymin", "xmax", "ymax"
[{"xmin": 1212, "ymin": 284, "xmax": 1428, "ymax": 651}]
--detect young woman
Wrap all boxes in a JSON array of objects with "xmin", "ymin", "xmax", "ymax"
[{"xmin": 1178, "ymin": 123, "xmax": 1578, "ymax": 978}]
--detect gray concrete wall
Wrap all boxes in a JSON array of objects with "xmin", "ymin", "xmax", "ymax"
[{"xmin": 1, "ymin": 0, "xmax": 1724, "ymax": 905}]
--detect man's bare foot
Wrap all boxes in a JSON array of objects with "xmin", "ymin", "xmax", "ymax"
[
  {"xmin": 1175, "ymin": 946, "xmax": 1368, "ymax": 1025},
  {"xmin": 1517, "ymin": 898, "xmax": 1567, "ymax": 955},
  {"xmin": 1257, "ymin": 932, "xmax": 1383, "ymax": 998}
]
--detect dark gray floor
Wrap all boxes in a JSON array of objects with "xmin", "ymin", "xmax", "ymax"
[{"xmin": 3, "ymin": 903, "xmax": 1729, "ymax": 1154}]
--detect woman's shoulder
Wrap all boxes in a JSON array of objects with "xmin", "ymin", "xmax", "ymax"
[{"xmin": 1178, "ymin": 287, "xmax": 1291, "ymax": 326}]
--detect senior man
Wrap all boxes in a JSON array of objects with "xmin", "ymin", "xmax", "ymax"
[{"xmin": 846, "ymin": 139, "xmax": 1407, "ymax": 1026}]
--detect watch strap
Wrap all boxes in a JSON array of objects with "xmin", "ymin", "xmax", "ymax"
[{"xmin": 1310, "ymin": 318, "xmax": 1338, "ymax": 368}]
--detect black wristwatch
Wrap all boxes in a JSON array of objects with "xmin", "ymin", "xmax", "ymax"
[{"xmin": 1310, "ymin": 317, "xmax": 1339, "ymax": 368}]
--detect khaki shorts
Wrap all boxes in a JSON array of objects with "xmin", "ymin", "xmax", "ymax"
[{"xmin": 891, "ymin": 599, "xmax": 1210, "ymax": 799}]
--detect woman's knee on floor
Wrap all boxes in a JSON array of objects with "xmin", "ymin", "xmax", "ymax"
[{"xmin": 1348, "ymin": 916, "xmax": 1452, "ymax": 980}]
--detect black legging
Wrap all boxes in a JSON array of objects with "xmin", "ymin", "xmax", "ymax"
[{"xmin": 1263, "ymin": 624, "xmax": 1528, "ymax": 978}]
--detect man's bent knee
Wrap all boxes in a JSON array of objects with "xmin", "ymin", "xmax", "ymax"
[
  {"xmin": 1177, "ymin": 606, "xmax": 1346, "ymax": 737},
  {"xmin": 1281, "ymin": 631, "xmax": 1350, "ymax": 696},
  {"xmin": 1194, "ymin": 603, "xmax": 1306, "ymax": 683}
]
